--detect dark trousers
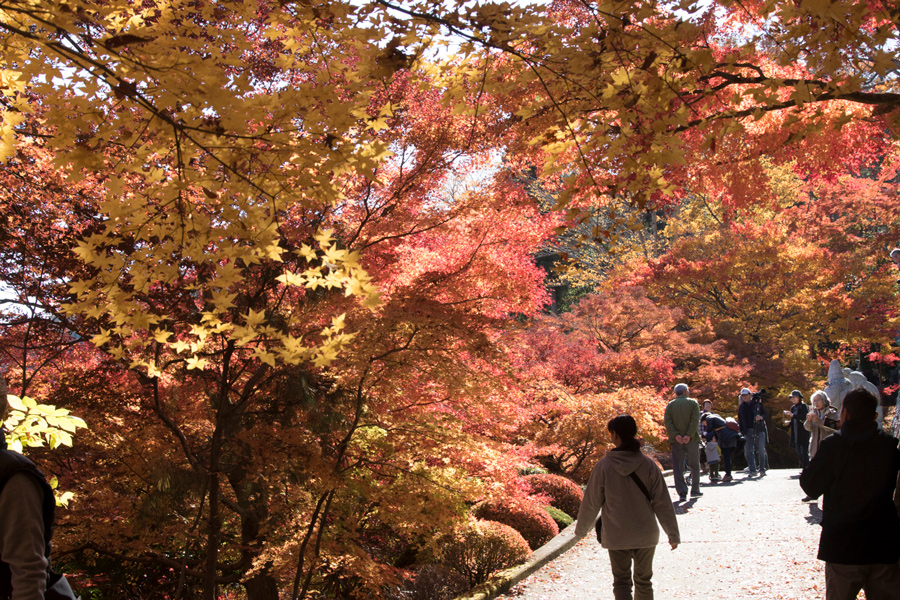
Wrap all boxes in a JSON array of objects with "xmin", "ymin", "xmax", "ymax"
[
  {"xmin": 795, "ymin": 441, "xmax": 810, "ymax": 468},
  {"xmin": 609, "ymin": 547, "xmax": 656, "ymax": 600},
  {"xmin": 825, "ymin": 562, "xmax": 900, "ymax": 600},
  {"xmin": 721, "ymin": 446, "xmax": 735, "ymax": 476}
]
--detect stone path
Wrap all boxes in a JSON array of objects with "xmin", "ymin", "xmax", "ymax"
[{"xmin": 497, "ymin": 469, "xmax": 829, "ymax": 600}]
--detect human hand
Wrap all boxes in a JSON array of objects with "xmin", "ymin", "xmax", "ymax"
[
  {"xmin": 755, "ymin": 415, "xmax": 763, "ymax": 421},
  {"xmin": 810, "ymin": 414, "xmax": 819, "ymax": 423},
  {"xmin": 670, "ymin": 542, "xmax": 678, "ymax": 550},
  {"xmin": 682, "ymin": 435, "xmax": 690, "ymax": 443}
]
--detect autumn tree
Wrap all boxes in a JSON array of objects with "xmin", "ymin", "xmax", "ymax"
[
  {"xmin": 3, "ymin": 0, "xmax": 900, "ymax": 597},
  {"xmin": 0, "ymin": 39, "xmax": 555, "ymax": 600}
]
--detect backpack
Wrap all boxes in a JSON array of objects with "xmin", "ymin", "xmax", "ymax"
[{"xmin": 725, "ymin": 418, "xmax": 740, "ymax": 433}]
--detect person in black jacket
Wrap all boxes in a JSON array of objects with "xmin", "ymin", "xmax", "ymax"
[
  {"xmin": 788, "ymin": 390, "xmax": 811, "ymax": 468},
  {"xmin": 737, "ymin": 388, "xmax": 768, "ymax": 476},
  {"xmin": 700, "ymin": 413, "xmax": 740, "ymax": 482},
  {"xmin": 799, "ymin": 389, "xmax": 900, "ymax": 600},
  {"xmin": 0, "ymin": 376, "xmax": 77, "ymax": 600}
]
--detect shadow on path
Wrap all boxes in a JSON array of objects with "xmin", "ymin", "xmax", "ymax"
[{"xmin": 806, "ymin": 501, "xmax": 823, "ymax": 525}]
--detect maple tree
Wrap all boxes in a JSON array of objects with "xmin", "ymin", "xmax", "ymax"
[
  {"xmin": 0, "ymin": 58, "xmax": 555, "ymax": 600},
  {"xmin": 2, "ymin": 0, "xmax": 900, "ymax": 597},
  {"xmin": 628, "ymin": 188, "xmax": 900, "ymax": 392}
]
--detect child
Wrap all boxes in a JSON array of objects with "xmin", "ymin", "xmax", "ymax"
[{"xmin": 705, "ymin": 430, "xmax": 721, "ymax": 482}]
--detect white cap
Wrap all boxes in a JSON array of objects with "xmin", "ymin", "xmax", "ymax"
[{"xmin": 740, "ymin": 387, "xmax": 752, "ymax": 396}]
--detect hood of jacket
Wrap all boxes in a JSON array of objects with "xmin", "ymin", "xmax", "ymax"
[{"xmin": 605, "ymin": 448, "xmax": 646, "ymax": 477}]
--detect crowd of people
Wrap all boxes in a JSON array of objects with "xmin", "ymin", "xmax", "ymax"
[{"xmin": 574, "ymin": 381, "xmax": 900, "ymax": 600}]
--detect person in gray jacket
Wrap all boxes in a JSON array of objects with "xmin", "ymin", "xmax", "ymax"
[
  {"xmin": 575, "ymin": 415, "xmax": 680, "ymax": 600},
  {"xmin": 0, "ymin": 376, "xmax": 55, "ymax": 600}
]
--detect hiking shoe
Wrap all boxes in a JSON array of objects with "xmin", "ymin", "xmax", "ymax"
[
  {"xmin": 691, "ymin": 490, "xmax": 703, "ymax": 497},
  {"xmin": 678, "ymin": 494, "xmax": 687, "ymax": 502},
  {"xmin": 722, "ymin": 474, "xmax": 734, "ymax": 482},
  {"xmin": 748, "ymin": 471, "xmax": 758, "ymax": 477}
]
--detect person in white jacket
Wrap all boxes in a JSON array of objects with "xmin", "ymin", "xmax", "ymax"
[{"xmin": 575, "ymin": 415, "xmax": 680, "ymax": 600}]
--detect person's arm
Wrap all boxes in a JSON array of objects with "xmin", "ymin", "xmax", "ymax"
[
  {"xmin": 0, "ymin": 473, "xmax": 48, "ymax": 600},
  {"xmin": 647, "ymin": 464, "xmax": 680, "ymax": 548},
  {"xmin": 894, "ymin": 470, "xmax": 900, "ymax": 518},
  {"xmin": 574, "ymin": 463, "xmax": 605, "ymax": 538},
  {"xmin": 803, "ymin": 413, "xmax": 816, "ymax": 432},
  {"xmin": 663, "ymin": 404, "xmax": 676, "ymax": 441},
  {"xmin": 800, "ymin": 436, "xmax": 838, "ymax": 499}
]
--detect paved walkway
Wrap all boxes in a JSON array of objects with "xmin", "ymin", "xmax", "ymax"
[{"xmin": 497, "ymin": 469, "xmax": 828, "ymax": 600}]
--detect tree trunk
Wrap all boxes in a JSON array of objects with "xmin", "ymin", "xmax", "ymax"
[{"xmin": 244, "ymin": 573, "xmax": 279, "ymax": 600}]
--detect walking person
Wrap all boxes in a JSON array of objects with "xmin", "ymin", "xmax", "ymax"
[
  {"xmin": 663, "ymin": 383, "xmax": 702, "ymax": 501},
  {"xmin": 575, "ymin": 415, "xmax": 680, "ymax": 600},
  {"xmin": 805, "ymin": 390, "xmax": 839, "ymax": 459},
  {"xmin": 737, "ymin": 388, "xmax": 768, "ymax": 476},
  {"xmin": 800, "ymin": 389, "xmax": 900, "ymax": 600},
  {"xmin": 787, "ymin": 390, "xmax": 811, "ymax": 468}
]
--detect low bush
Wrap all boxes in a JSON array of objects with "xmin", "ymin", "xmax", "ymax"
[
  {"xmin": 431, "ymin": 519, "xmax": 531, "ymax": 588},
  {"xmin": 544, "ymin": 506, "xmax": 573, "ymax": 529},
  {"xmin": 404, "ymin": 564, "xmax": 469, "ymax": 600},
  {"xmin": 472, "ymin": 497, "xmax": 559, "ymax": 550},
  {"xmin": 523, "ymin": 473, "xmax": 584, "ymax": 518}
]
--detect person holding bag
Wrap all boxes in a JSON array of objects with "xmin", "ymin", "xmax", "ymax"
[
  {"xmin": 575, "ymin": 415, "xmax": 680, "ymax": 600},
  {"xmin": 805, "ymin": 390, "xmax": 839, "ymax": 460}
]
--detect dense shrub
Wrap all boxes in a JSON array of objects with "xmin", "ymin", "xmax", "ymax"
[
  {"xmin": 524, "ymin": 473, "xmax": 584, "ymax": 518},
  {"xmin": 517, "ymin": 464, "xmax": 548, "ymax": 476},
  {"xmin": 404, "ymin": 564, "xmax": 469, "ymax": 600},
  {"xmin": 472, "ymin": 497, "xmax": 559, "ymax": 550},
  {"xmin": 544, "ymin": 506, "xmax": 574, "ymax": 529},
  {"xmin": 433, "ymin": 520, "xmax": 531, "ymax": 587}
]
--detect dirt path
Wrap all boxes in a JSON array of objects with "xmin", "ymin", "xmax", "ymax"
[{"xmin": 497, "ymin": 468, "xmax": 827, "ymax": 600}]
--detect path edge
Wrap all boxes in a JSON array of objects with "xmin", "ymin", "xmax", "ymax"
[
  {"xmin": 451, "ymin": 469, "xmax": 674, "ymax": 600},
  {"xmin": 451, "ymin": 523, "xmax": 580, "ymax": 600}
]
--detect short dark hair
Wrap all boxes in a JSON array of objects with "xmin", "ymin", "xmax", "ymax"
[
  {"xmin": 841, "ymin": 389, "xmax": 878, "ymax": 421},
  {"xmin": 608, "ymin": 414, "xmax": 640, "ymax": 452}
]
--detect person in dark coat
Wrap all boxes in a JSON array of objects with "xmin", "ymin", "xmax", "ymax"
[
  {"xmin": 700, "ymin": 413, "xmax": 740, "ymax": 482},
  {"xmin": 737, "ymin": 388, "xmax": 768, "ymax": 476},
  {"xmin": 788, "ymin": 390, "xmax": 811, "ymax": 468},
  {"xmin": 799, "ymin": 389, "xmax": 900, "ymax": 600}
]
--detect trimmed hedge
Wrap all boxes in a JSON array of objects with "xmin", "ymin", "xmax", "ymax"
[
  {"xmin": 472, "ymin": 497, "xmax": 559, "ymax": 550},
  {"xmin": 433, "ymin": 519, "xmax": 531, "ymax": 587},
  {"xmin": 524, "ymin": 473, "xmax": 584, "ymax": 518},
  {"xmin": 544, "ymin": 506, "xmax": 574, "ymax": 529}
]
